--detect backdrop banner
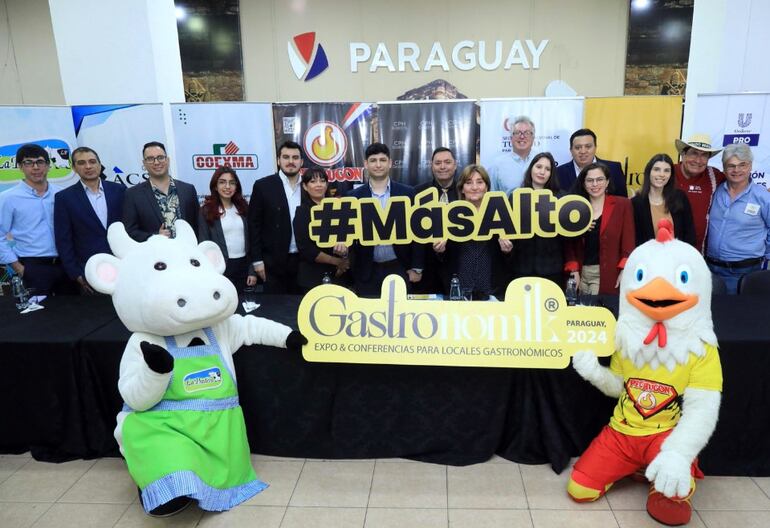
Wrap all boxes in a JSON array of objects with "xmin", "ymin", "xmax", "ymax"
[
  {"xmin": 272, "ymin": 102, "xmax": 374, "ymax": 192},
  {"xmin": 377, "ymin": 100, "xmax": 477, "ymax": 186},
  {"xmin": 479, "ymin": 97, "xmax": 584, "ymax": 182},
  {"xmin": 171, "ymin": 102, "xmax": 276, "ymax": 197},
  {"xmin": 585, "ymin": 96, "xmax": 683, "ymax": 194},
  {"xmin": 72, "ymin": 104, "xmax": 166, "ymax": 188},
  {"xmin": 0, "ymin": 106, "xmax": 77, "ymax": 193},
  {"xmin": 695, "ymin": 93, "xmax": 769, "ymax": 188}
]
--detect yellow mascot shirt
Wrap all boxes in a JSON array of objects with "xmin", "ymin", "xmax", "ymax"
[{"xmin": 609, "ymin": 344, "xmax": 722, "ymax": 436}]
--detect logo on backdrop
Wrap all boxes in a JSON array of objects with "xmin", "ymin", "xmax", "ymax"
[
  {"xmin": 288, "ymin": 32, "xmax": 329, "ymax": 81},
  {"xmin": 192, "ymin": 141, "xmax": 259, "ymax": 170},
  {"xmin": 303, "ymin": 121, "xmax": 347, "ymax": 166},
  {"xmin": 0, "ymin": 139, "xmax": 71, "ymax": 185},
  {"xmin": 723, "ymin": 111, "xmax": 760, "ymax": 147},
  {"xmin": 738, "ymin": 113, "xmax": 752, "ymax": 128}
]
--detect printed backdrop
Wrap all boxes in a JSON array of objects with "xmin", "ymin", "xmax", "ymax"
[{"xmin": 695, "ymin": 93, "xmax": 769, "ymax": 187}]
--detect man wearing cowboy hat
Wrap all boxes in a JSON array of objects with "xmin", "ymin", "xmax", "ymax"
[{"xmin": 674, "ymin": 133, "xmax": 725, "ymax": 253}]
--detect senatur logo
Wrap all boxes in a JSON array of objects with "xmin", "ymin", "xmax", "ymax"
[
  {"xmin": 192, "ymin": 141, "xmax": 259, "ymax": 170},
  {"xmin": 288, "ymin": 32, "xmax": 329, "ymax": 81}
]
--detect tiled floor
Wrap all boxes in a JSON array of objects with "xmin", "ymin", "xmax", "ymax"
[{"xmin": 1, "ymin": 453, "xmax": 769, "ymax": 527}]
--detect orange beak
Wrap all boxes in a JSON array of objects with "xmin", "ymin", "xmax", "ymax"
[{"xmin": 626, "ymin": 276, "xmax": 698, "ymax": 322}]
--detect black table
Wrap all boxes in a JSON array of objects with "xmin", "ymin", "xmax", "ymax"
[{"xmin": 1, "ymin": 294, "xmax": 769, "ymax": 476}]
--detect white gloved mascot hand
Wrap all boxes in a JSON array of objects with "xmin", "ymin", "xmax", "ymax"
[{"xmin": 646, "ymin": 450, "xmax": 692, "ymax": 499}]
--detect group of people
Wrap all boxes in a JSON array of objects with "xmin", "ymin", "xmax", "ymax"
[{"xmin": 2, "ymin": 122, "xmax": 768, "ymax": 298}]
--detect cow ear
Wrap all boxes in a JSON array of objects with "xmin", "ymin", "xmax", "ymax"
[
  {"xmin": 198, "ymin": 241, "xmax": 226, "ymax": 274},
  {"xmin": 85, "ymin": 253, "xmax": 121, "ymax": 294}
]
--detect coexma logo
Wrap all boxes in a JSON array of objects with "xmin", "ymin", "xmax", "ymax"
[{"xmin": 288, "ymin": 32, "xmax": 329, "ymax": 81}]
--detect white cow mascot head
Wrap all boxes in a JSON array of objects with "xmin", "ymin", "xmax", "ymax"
[
  {"xmin": 85, "ymin": 220, "xmax": 306, "ymax": 517},
  {"xmin": 567, "ymin": 220, "xmax": 722, "ymax": 526}
]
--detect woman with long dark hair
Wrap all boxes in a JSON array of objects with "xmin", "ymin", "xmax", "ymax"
[
  {"xmin": 293, "ymin": 168, "xmax": 351, "ymax": 292},
  {"xmin": 631, "ymin": 153, "xmax": 696, "ymax": 246},
  {"xmin": 565, "ymin": 162, "xmax": 635, "ymax": 295},
  {"xmin": 509, "ymin": 152, "xmax": 566, "ymax": 286},
  {"xmin": 198, "ymin": 167, "xmax": 256, "ymax": 288}
]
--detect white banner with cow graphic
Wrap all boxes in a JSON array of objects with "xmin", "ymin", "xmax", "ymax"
[
  {"xmin": 171, "ymin": 103, "xmax": 276, "ymax": 198},
  {"xmin": 0, "ymin": 106, "xmax": 78, "ymax": 193},
  {"xmin": 695, "ymin": 93, "xmax": 770, "ymax": 187}
]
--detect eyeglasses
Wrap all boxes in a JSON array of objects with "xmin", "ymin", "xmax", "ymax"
[
  {"xmin": 725, "ymin": 162, "xmax": 750, "ymax": 171},
  {"xmin": 20, "ymin": 159, "xmax": 49, "ymax": 168},
  {"xmin": 217, "ymin": 179, "xmax": 236, "ymax": 187},
  {"xmin": 143, "ymin": 155, "xmax": 167, "ymax": 163},
  {"xmin": 585, "ymin": 177, "xmax": 607, "ymax": 185},
  {"xmin": 75, "ymin": 159, "xmax": 100, "ymax": 167},
  {"xmin": 513, "ymin": 130, "xmax": 534, "ymax": 138}
]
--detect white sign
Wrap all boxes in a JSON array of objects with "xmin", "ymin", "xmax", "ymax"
[
  {"xmin": 695, "ymin": 93, "xmax": 769, "ymax": 187},
  {"xmin": 171, "ymin": 103, "xmax": 276, "ymax": 197},
  {"xmin": 350, "ymin": 40, "xmax": 549, "ymax": 73}
]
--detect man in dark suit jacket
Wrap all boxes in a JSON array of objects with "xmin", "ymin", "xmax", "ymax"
[
  {"xmin": 247, "ymin": 140, "xmax": 304, "ymax": 294},
  {"xmin": 557, "ymin": 128, "xmax": 628, "ymax": 197},
  {"xmin": 122, "ymin": 141, "xmax": 199, "ymax": 241},
  {"xmin": 413, "ymin": 147, "xmax": 458, "ymax": 294},
  {"xmin": 54, "ymin": 147, "xmax": 125, "ymax": 293},
  {"xmin": 347, "ymin": 143, "xmax": 423, "ymax": 296}
]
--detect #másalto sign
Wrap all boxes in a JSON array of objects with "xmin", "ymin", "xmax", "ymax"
[{"xmin": 298, "ymin": 275, "xmax": 615, "ymax": 368}]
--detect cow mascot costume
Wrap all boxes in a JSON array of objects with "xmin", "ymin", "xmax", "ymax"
[
  {"xmin": 86, "ymin": 221, "xmax": 306, "ymax": 516},
  {"xmin": 568, "ymin": 220, "xmax": 722, "ymax": 526}
]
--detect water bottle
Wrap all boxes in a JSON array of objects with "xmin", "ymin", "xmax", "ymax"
[
  {"xmin": 11, "ymin": 275, "xmax": 29, "ymax": 310},
  {"xmin": 565, "ymin": 276, "xmax": 578, "ymax": 306},
  {"xmin": 322, "ymin": 272, "xmax": 332, "ymax": 285},
  {"xmin": 449, "ymin": 274, "xmax": 462, "ymax": 301}
]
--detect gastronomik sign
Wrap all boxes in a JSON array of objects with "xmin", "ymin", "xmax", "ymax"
[{"xmin": 298, "ymin": 275, "xmax": 615, "ymax": 368}]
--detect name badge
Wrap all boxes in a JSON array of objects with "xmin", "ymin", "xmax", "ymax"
[{"xmin": 745, "ymin": 203, "xmax": 760, "ymax": 216}]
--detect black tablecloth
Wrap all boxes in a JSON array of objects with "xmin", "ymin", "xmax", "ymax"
[{"xmin": 1, "ymin": 294, "xmax": 769, "ymax": 476}]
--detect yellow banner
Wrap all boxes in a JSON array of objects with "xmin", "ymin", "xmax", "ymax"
[
  {"xmin": 298, "ymin": 275, "xmax": 615, "ymax": 368},
  {"xmin": 585, "ymin": 96, "xmax": 683, "ymax": 194}
]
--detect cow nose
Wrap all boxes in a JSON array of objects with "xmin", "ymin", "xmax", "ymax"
[
  {"xmin": 177, "ymin": 298, "xmax": 186, "ymax": 307},
  {"xmin": 213, "ymin": 291, "xmax": 221, "ymax": 300}
]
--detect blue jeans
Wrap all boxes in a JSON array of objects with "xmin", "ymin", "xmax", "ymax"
[{"xmin": 708, "ymin": 261, "xmax": 762, "ymax": 295}]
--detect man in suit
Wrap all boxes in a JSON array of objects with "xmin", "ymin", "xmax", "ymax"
[
  {"xmin": 347, "ymin": 143, "xmax": 423, "ymax": 296},
  {"xmin": 247, "ymin": 140, "xmax": 303, "ymax": 294},
  {"xmin": 413, "ymin": 147, "xmax": 458, "ymax": 294},
  {"xmin": 557, "ymin": 129, "xmax": 628, "ymax": 197},
  {"xmin": 54, "ymin": 147, "xmax": 126, "ymax": 294},
  {"xmin": 122, "ymin": 141, "xmax": 199, "ymax": 241}
]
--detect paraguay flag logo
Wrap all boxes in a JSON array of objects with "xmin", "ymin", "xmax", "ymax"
[{"xmin": 288, "ymin": 32, "xmax": 329, "ymax": 81}]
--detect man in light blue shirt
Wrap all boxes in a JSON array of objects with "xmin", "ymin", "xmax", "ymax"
[
  {"xmin": 0, "ymin": 143, "xmax": 72, "ymax": 295},
  {"xmin": 487, "ymin": 115, "xmax": 536, "ymax": 194},
  {"xmin": 705, "ymin": 143, "xmax": 770, "ymax": 294}
]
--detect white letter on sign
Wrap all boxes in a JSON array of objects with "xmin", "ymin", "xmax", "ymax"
[
  {"xmin": 370, "ymin": 43, "xmax": 396, "ymax": 72},
  {"xmin": 423, "ymin": 42, "xmax": 450, "ymax": 71},
  {"xmin": 526, "ymin": 39, "xmax": 549, "ymax": 69},
  {"xmin": 398, "ymin": 42, "xmax": 420, "ymax": 72},
  {"xmin": 350, "ymin": 43, "xmax": 371, "ymax": 73},
  {"xmin": 452, "ymin": 40, "xmax": 476, "ymax": 71}
]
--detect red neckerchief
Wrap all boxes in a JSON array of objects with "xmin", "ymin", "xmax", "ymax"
[{"xmin": 644, "ymin": 322, "xmax": 667, "ymax": 348}]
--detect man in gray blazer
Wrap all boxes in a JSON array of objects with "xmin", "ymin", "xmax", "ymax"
[{"xmin": 122, "ymin": 141, "xmax": 200, "ymax": 241}]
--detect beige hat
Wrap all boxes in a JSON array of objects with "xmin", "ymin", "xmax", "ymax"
[{"xmin": 674, "ymin": 133, "xmax": 722, "ymax": 157}]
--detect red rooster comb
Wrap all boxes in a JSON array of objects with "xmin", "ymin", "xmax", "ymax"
[{"xmin": 656, "ymin": 219, "xmax": 674, "ymax": 242}]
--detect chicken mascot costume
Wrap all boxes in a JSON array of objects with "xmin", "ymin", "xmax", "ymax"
[
  {"xmin": 85, "ymin": 221, "xmax": 306, "ymax": 517},
  {"xmin": 568, "ymin": 219, "xmax": 722, "ymax": 526}
]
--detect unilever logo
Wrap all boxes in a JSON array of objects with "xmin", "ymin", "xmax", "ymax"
[
  {"xmin": 738, "ymin": 113, "xmax": 752, "ymax": 128},
  {"xmin": 288, "ymin": 32, "xmax": 329, "ymax": 81}
]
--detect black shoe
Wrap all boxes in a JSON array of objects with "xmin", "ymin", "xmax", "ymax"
[{"xmin": 147, "ymin": 495, "xmax": 194, "ymax": 517}]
